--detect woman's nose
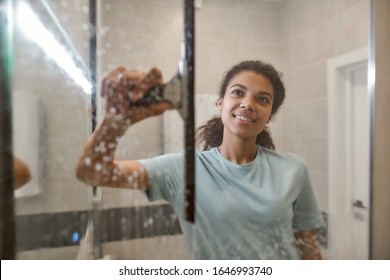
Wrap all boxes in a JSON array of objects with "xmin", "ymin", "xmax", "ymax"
[{"xmin": 240, "ymin": 96, "xmax": 255, "ymax": 110}]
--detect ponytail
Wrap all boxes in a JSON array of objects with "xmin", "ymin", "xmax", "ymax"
[
  {"xmin": 256, "ymin": 126, "xmax": 275, "ymax": 150},
  {"xmin": 196, "ymin": 117, "xmax": 223, "ymax": 151}
]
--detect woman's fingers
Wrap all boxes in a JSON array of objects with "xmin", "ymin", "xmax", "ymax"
[
  {"xmin": 100, "ymin": 67, "xmax": 173, "ymax": 122},
  {"xmin": 101, "ymin": 66, "xmax": 162, "ymax": 98},
  {"xmin": 129, "ymin": 67, "xmax": 163, "ymax": 102}
]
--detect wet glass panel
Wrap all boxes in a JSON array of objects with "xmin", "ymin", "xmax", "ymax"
[
  {"xmin": 13, "ymin": 0, "xmax": 93, "ymax": 259},
  {"xmin": 94, "ymin": 0, "xmax": 188, "ymax": 260}
]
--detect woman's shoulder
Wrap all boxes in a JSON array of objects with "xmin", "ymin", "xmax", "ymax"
[
  {"xmin": 196, "ymin": 147, "xmax": 218, "ymax": 158},
  {"xmin": 259, "ymin": 146, "xmax": 307, "ymax": 169}
]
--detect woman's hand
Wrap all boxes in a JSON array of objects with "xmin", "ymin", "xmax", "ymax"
[
  {"xmin": 76, "ymin": 67, "xmax": 173, "ymax": 189},
  {"xmin": 101, "ymin": 67, "xmax": 174, "ymax": 126}
]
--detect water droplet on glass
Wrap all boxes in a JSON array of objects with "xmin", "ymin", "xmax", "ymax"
[
  {"xmin": 98, "ymin": 141, "xmax": 106, "ymax": 153},
  {"xmin": 132, "ymin": 170, "xmax": 139, "ymax": 179},
  {"xmin": 84, "ymin": 157, "xmax": 91, "ymax": 166},
  {"xmin": 97, "ymin": 49, "xmax": 106, "ymax": 56},
  {"xmin": 109, "ymin": 107, "xmax": 117, "ymax": 114},
  {"xmin": 95, "ymin": 163, "xmax": 102, "ymax": 171}
]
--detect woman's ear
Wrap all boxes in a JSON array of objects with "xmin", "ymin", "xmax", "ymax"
[{"xmin": 216, "ymin": 98, "xmax": 223, "ymax": 111}]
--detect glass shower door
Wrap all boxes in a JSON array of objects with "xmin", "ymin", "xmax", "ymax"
[
  {"xmin": 9, "ymin": 0, "xmax": 190, "ymax": 260},
  {"xmin": 12, "ymin": 0, "xmax": 94, "ymax": 259}
]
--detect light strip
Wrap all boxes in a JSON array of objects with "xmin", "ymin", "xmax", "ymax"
[{"xmin": 16, "ymin": 2, "xmax": 91, "ymax": 94}]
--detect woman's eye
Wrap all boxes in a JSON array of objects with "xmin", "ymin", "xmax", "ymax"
[
  {"xmin": 232, "ymin": 90, "xmax": 243, "ymax": 96},
  {"xmin": 258, "ymin": 97, "xmax": 270, "ymax": 104}
]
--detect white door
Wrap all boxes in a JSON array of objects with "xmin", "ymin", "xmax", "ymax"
[
  {"xmin": 347, "ymin": 66, "xmax": 370, "ymax": 259},
  {"xmin": 327, "ymin": 49, "xmax": 370, "ymax": 259}
]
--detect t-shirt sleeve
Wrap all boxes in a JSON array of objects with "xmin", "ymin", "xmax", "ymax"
[
  {"xmin": 292, "ymin": 162, "xmax": 325, "ymax": 231},
  {"xmin": 138, "ymin": 153, "xmax": 184, "ymax": 204}
]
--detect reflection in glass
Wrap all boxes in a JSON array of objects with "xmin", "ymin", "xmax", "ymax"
[{"xmin": 16, "ymin": 1, "xmax": 90, "ymax": 94}]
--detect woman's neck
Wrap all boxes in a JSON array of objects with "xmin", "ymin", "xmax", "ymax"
[{"xmin": 218, "ymin": 137, "xmax": 258, "ymax": 165}]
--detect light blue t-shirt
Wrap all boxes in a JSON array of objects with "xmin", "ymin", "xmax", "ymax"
[{"xmin": 139, "ymin": 145, "xmax": 324, "ymax": 259}]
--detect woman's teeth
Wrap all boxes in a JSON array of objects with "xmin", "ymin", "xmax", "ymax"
[{"xmin": 235, "ymin": 115, "xmax": 252, "ymax": 122}]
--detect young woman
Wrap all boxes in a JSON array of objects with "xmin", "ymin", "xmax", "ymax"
[{"xmin": 76, "ymin": 60, "xmax": 324, "ymax": 260}]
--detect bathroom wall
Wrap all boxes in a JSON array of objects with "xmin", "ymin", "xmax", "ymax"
[
  {"xmin": 270, "ymin": 0, "xmax": 370, "ymax": 214},
  {"xmin": 371, "ymin": 0, "xmax": 390, "ymax": 259},
  {"xmin": 269, "ymin": 0, "xmax": 371, "ymax": 259}
]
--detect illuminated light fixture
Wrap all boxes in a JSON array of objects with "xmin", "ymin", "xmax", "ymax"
[{"xmin": 16, "ymin": 2, "xmax": 91, "ymax": 94}]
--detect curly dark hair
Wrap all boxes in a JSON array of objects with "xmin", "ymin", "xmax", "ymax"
[{"xmin": 196, "ymin": 60, "xmax": 286, "ymax": 151}]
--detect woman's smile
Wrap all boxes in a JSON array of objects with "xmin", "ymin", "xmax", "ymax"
[{"xmin": 233, "ymin": 111, "xmax": 255, "ymax": 123}]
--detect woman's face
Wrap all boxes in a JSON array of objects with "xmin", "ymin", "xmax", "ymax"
[{"xmin": 217, "ymin": 71, "xmax": 274, "ymax": 142}]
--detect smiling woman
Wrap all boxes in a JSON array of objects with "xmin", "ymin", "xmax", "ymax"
[{"xmin": 76, "ymin": 60, "xmax": 325, "ymax": 259}]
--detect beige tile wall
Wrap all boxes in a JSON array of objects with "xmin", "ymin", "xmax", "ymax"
[
  {"xmin": 195, "ymin": 0, "xmax": 282, "ymax": 97},
  {"xmin": 270, "ymin": 0, "xmax": 370, "ymax": 212}
]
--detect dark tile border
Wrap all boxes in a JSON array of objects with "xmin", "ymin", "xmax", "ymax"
[
  {"xmin": 16, "ymin": 204, "xmax": 182, "ymax": 252},
  {"xmin": 16, "ymin": 206, "xmax": 328, "ymax": 252}
]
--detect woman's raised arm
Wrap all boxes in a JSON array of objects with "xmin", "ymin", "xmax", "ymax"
[{"xmin": 76, "ymin": 67, "xmax": 174, "ymax": 189}]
